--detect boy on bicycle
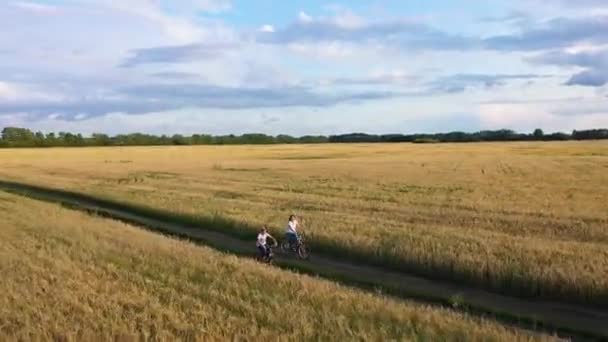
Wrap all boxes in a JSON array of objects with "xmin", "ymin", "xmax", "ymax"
[{"xmin": 256, "ymin": 226, "xmax": 275, "ymax": 258}]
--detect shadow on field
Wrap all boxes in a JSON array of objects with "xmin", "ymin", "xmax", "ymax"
[{"xmin": 0, "ymin": 179, "xmax": 607, "ymax": 340}]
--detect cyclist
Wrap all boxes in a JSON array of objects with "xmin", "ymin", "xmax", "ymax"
[
  {"xmin": 285, "ymin": 214, "xmax": 299, "ymax": 250},
  {"xmin": 256, "ymin": 226, "xmax": 275, "ymax": 259}
]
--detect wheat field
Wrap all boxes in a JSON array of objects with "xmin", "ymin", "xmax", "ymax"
[
  {"xmin": 1, "ymin": 141, "xmax": 607, "ymax": 306},
  {"xmin": 0, "ymin": 191, "xmax": 553, "ymax": 341}
]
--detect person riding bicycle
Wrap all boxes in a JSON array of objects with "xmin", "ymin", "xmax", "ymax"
[
  {"xmin": 256, "ymin": 226, "xmax": 275, "ymax": 259},
  {"xmin": 285, "ymin": 215, "xmax": 300, "ymax": 250}
]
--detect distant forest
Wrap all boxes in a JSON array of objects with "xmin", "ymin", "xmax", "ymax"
[{"xmin": 1, "ymin": 127, "xmax": 607, "ymax": 147}]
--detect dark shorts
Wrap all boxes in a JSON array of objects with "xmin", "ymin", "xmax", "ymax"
[
  {"xmin": 258, "ymin": 245, "xmax": 269, "ymax": 257},
  {"xmin": 286, "ymin": 233, "xmax": 298, "ymax": 245}
]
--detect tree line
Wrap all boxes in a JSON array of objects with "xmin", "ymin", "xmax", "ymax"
[
  {"xmin": 1, "ymin": 127, "xmax": 607, "ymax": 148},
  {"xmin": 0, "ymin": 127, "xmax": 328, "ymax": 147},
  {"xmin": 328, "ymin": 129, "xmax": 608, "ymax": 143}
]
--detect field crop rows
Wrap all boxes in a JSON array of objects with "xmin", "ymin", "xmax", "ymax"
[
  {"xmin": 0, "ymin": 191, "xmax": 550, "ymax": 341},
  {"xmin": 1, "ymin": 141, "xmax": 607, "ymax": 307}
]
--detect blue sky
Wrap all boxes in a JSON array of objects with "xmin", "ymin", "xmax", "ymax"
[{"xmin": 0, "ymin": 0, "xmax": 607, "ymax": 135}]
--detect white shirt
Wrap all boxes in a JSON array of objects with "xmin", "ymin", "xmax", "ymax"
[
  {"xmin": 286, "ymin": 220, "xmax": 298, "ymax": 234},
  {"xmin": 257, "ymin": 232, "xmax": 270, "ymax": 247}
]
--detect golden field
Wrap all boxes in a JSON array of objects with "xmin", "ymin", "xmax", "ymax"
[
  {"xmin": 1, "ymin": 141, "xmax": 607, "ymax": 306},
  {"xmin": 0, "ymin": 191, "xmax": 551, "ymax": 341}
]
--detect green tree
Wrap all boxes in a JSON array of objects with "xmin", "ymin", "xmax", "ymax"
[
  {"xmin": 34, "ymin": 131, "xmax": 46, "ymax": 146},
  {"xmin": 191, "ymin": 134, "xmax": 213, "ymax": 145},
  {"xmin": 1, "ymin": 127, "xmax": 36, "ymax": 146},
  {"xmin": 92, "ymin": 133, "xmax": 112, "ymax": 146},
  {"xmin": 171, "ymin": 134, "xmax": 189, "ymax": 145},
  {"xmin": 533, "ymin": 128, "xmax": 544, "ymax": 139},
  {"xmin": 45, "ymin": 132, "xmax": 58, "ymax": 146},
  {"xmin": 276, "ymin": 134, "xmax": 297, "ymax": 144}
]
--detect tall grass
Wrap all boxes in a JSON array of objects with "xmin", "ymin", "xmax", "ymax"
[
  {"xmin": 0, "ymin": 192, "xmax": 549, "ymax": 341},
  {"xmin": 0, "ymin": 141, "xmax": 607, "ymax": 307}
]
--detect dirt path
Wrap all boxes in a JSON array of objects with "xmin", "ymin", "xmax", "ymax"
[{"xmin": 1, "ymin": 179, "xmax": 607, "ymax": 340}]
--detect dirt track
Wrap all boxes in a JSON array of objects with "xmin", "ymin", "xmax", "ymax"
[{"xmin": 1, "ymin": 179, "xmax": 607, "ymax": 340}]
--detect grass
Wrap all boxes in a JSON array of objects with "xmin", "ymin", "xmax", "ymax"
[
  {"xmin": 0, "ymin": 141, "xmax": 607, "ymax": 307},
  {"xmin": 0, "ymin": 191, "xmax": 551, "ymax": 341}
]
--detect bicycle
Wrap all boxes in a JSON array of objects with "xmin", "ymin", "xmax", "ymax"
[
  {"xmin": 280, "ymin": 232, "xmax": 310, "ymax": 260},
  {"xmin": 256, "ymin": 239, "xmax": 278, "ymax": 264}
]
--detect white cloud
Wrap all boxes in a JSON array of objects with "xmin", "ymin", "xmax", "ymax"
[
  {"xmin": 320, "ymin": 69, "xmax": 417, "ymax": 87},
  {"xmin": 286, "ymin": 42, "xmax": 357, "ymax": 59},
  {"xmin": 73, "ymin": 113, "xmax": 88, "ymax": 120},
  {"xmin": 0, "ymin": 81, "xmax": 65, "ymax": 103},
  {"xmin": 479, "ymin": 99, "xmax": 608, "ymax": 132},
  {"xmin": 0, "ymin": 113, "xmax": 29, "ymax": 128},
  {"xmin": 100, "ymin": 1, "xmax": 233, "ymax": 43},
  {"xmin": 106, "ymin": 0, "xmax": 232, "ymax": 16},
  {"xmin": 330, "ymin": 10, "xmax": 365, "ymax": 29},
  {"xmin": 0, "ymin": 1, "xmax": 607, "ymax": 135},
  {"xmin": 9, "ymin": 1, "xmax": 60, "ymax": 15},
  {"xmin": 259, "ymin": 24, "xmax": 275, "ymax": 33},
  {"xmin": 298, "ymin": 11, "xmax": 313, "ymax": 23},
  {"xmin": 0, "ymin": 82, "xmax": 23, "ymax": 101}
]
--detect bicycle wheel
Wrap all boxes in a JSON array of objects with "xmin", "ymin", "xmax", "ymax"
[
  {"xmin": 297, "ymin": 244, "xmax": 310, "ymax": 260},
  {"xmin": 280, "ymin": 240, "xmax": 291, "ymax": 253}
]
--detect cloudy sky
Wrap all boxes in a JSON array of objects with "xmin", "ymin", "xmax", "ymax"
[{"xmin": 1, "ymin": 0, "xmax": 607, "ymax": 135}]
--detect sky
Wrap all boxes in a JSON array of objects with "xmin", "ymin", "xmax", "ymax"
[{"xmin": 0, "ymin": 0, "xmax": 607, "ymax": 136}]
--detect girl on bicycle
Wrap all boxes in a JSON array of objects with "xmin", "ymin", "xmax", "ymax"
[{"xmin": 285, "ymin": 214, "xmax": 299, "ymax": 249}]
